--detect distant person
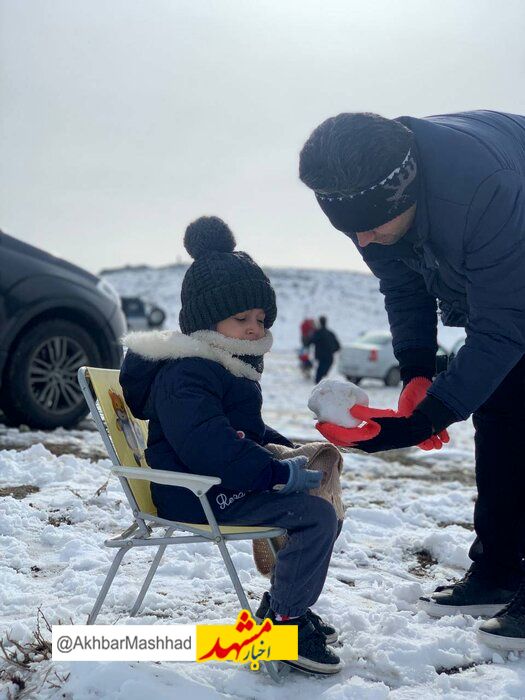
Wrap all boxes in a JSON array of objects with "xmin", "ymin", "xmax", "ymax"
[
  {"xmin": 120, "ymin": 216, "xmax": 342, "ymax": 674},
  {"xmin": 298, "ymin": 347, "xmax": 313, "ymax": 378},
  {"xmin": 299, "ymin": 317, "xmax": 316, "ymax": 378},
  {"xmin": 300, "ymin": 317, "xmax": 316, "ymax": 346},
  {"xmin": 310, "ymin": 316, "xmax": 341, "ymax": 383}
]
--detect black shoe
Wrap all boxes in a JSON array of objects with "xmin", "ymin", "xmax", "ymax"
[
  {"xmin": 478, "ymin": 578, "xmax": 525, "ymax": 650},
  {"xmin": 419, "ymin": 562, "xmax": 520, "ymax": 618},
  {"xmin": 267, "ymin": 609, "xmax": 342, "ymax": 675},
  {"xmin": 255, "ymin": 591, "xmax": 338, "ymax": 644}
]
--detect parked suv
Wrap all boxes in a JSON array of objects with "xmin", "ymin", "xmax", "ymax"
[
  {"xmin": 121, "ymin": 296, "xmax": 166, "ymax": 331},
  {"xmin": 0, "ymin": 230, "xmax": 126, "ymax": 429}
]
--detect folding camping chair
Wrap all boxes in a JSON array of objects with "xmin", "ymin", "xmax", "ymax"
[{"xmin": 77, "ymin": 366, "xmax": 290, "ymax": 682}]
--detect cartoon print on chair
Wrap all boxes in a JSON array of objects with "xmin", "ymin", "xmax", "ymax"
[{"xmin": 108, "ymin": 389, "xmax": 146, "ymax": 466}]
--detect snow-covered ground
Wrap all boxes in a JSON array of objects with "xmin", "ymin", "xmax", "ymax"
[
  {"xmin": 4, "ymin": 264, "xmax": 516, "ymax": 699},
  {"xmin": 2, "ymin": 349, "xmax": 524, "ymax": 700}
]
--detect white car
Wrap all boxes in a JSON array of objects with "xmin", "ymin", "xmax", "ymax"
[
  {"xmin": 449, "ymin": 336, "xmax": 466, "ymax": 359},
  {"xmin": 338, "ymin": 330, "xmax": 447, "ymax": 387}
]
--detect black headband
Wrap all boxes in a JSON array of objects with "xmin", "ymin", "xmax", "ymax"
[{"xmin": 315, "ymin": 149, "xmax": 418, "ymax": 233}]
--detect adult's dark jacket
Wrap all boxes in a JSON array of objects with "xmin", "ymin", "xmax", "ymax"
[
  {"xmin": 310, "ymin": 327, "xmax": 341, "ymax": 360},
  {"xmin": 334, "ymin": 111, "xmax": 525, "ymax": 420},
  {"xmin": 119, "ymin": 329, "xmax": 292, "ymax": 523}
]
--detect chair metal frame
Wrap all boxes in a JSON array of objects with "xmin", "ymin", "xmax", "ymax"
[{"xmin": 77, "ymin": 366, "xmax": 290, "ymax": 683}]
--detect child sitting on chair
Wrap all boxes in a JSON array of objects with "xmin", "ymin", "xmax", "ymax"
[{"xmin": 119, "ymin": 216, "xmax": 342, "ymax": 675}]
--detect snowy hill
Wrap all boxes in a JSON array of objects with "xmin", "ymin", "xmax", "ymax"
[{"xmin": 102, "ymin": 264, "xmax": 464, "ymax": 351}]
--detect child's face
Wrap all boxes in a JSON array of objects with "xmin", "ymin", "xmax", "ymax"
[{"xmin": 216, "ymin": 308, "xmax": 266, "ymax": 340}]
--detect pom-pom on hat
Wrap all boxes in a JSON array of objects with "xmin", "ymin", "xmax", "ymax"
[{"xmin": 179, "ymin": 216, "xmax": 277, "ymax": 334}]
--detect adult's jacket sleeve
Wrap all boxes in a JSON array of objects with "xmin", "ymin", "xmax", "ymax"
[
  {"xmin": 429, "ymin": 170, "xmax": 525, "ymax": 418},
  {"xmin": 154, "ymin": 360, "xmax": 284, "ymax": 491}
]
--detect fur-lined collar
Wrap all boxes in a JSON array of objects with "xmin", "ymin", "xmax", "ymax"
[{"xmin": 122, "ymin": 329, "xmax": 273, "ymax": 381}]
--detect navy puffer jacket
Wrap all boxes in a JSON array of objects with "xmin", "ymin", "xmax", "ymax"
[
  {"xmin": 345, "ymin": 111, "xmax": 525, "ymax": 419},
  {"xmin": 119, "ymin": 330, "xmax": 292, "ymax": 523}
]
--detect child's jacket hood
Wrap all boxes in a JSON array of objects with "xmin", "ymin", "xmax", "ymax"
[{"xmin": 120, "ymin": 329, "xmax": 273, "ymax": 419}]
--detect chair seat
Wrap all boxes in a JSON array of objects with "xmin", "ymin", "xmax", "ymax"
[{"xmin": 175, "ymin": 522, "xmax": 283, "ymax": 535}]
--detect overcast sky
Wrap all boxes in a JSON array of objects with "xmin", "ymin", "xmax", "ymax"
[{"xmin": 1, "ymin": 0, "xmax": 524, "ymax": 275}]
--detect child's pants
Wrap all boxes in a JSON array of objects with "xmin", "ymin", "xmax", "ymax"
[{"xmin": 217, "ymin": 491, "xmax": 339, "ymax": 617}]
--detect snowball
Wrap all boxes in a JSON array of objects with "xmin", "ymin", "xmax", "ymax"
[{"xmin": 308, "ymin": 379, "xmax": 369, "ymax": 427}]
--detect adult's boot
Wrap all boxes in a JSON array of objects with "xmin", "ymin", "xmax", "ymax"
[
  {"xmin": 419, "ymin": 562, "xmax": 520, "ymax": 618},
  {"xmin": 478, "ymin": 577, "xmax": 525, "ymax": 650}
]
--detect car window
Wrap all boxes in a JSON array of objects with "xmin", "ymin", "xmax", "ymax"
[
  {"xmin": 451, "ymin": 338, "xmax": 466, "ymax": 355},
  {"xmin": 359, "ymin": 332, "xmax": 390, "ymax": 345},
  {"xmin": 122, "ymin": 297, "xmax": 145, "ymax": 315}
]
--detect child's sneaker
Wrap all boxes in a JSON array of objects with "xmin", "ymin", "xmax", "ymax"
[
  {"xmin": 255, "ymin": 591, "xmax": 338, "ymax": 644},
  {"xmin": 266, "ymin": 609, "xmax": 342, "ymax": 675}
]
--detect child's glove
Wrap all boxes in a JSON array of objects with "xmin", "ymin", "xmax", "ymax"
[
  {"xmin": 398, "ymin": 377, "xmax": 450, "ymax": 451},
  {"xmin": 275, "ymin": 456, "xmax": 322, "ymax": 494}
]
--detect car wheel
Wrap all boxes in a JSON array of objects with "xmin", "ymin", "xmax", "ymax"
[
  {"xmin": 345, "ymin": 375, "xmax": 362, "ymax": 385},
  {"xmin": 148, "ymin": 306, "xmax": 166, "ymax": 328},
  {"xmin": 2, "ymin": 320, "xmax": 101, "ymax": 429},
  {"xmin": 384, "ymin": 366, "xmax": 401, "ymax": 387}
]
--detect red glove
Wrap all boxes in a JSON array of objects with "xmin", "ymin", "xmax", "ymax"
[
  {"xmin": 316, "ymin": 405, "xmax": 398, "ymax": 447},
  {"xmin": 398, "ymin": 377, "xmax": 450, "ymax": 451},
  {"xmin": 316, "ymin": 405, "xmax": 434, "ymax": 451}
]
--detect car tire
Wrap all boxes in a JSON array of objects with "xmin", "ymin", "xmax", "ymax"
[
  {"xmin": 148, "ymin": 306, "xmax": 166, "ymax": 328},
  {"xmin": 384, "ymin": 366, "xmax": 401, "ymax": 387},
  {"xmin": 345, "ymin": 375, "xmax": 362, "ymax": 385},
  {"xmin": 2, "ymin": 319, "xmax": 101, "ymax": 429}
]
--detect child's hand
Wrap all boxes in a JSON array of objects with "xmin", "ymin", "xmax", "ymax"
[{"xmin": 275, "ymin": 456, "xmax": 322, "ymax": 494}]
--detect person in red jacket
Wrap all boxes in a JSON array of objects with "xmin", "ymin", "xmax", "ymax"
[
  {"xmin": 301, "ymin": 318, "xmax": 316, "ymax": 346},
  {"xmin": 299, "ymin": 318, "xmax": 316, "ymax": 377}
]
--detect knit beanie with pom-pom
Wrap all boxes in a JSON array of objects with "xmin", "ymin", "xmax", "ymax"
[{"xmin": 179, "ymin": 216, "xmax": 277, "ymax": 334}]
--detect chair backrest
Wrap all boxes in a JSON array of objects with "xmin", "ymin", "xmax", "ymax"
[{"xmin": 78, "ymin": 366, "xmax": 157, "ymax": 515}]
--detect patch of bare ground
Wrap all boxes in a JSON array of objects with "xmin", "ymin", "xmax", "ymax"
[
  {"xmin": 0, "ymin": 609, "xmax": 70, "ymax": 697},
  {"xmin": 409, "ymin": 549, "xmax": 438, "ymax": 577},
  {"xmin": 436, "ymin": 660, "xmax": 492, "ymax": 675},
  {"xmin": 47, "ymin": 513, "xmax": 73, "ymax": 527},
  {"xmin": 344, "ymin": 447, "xmax": 476, "ymax": 485},
  {"xmin": 0, "ymin": 433, "xmax": 107, "ymax": 460},
  {"xmin": 336, "ymin": 576, "xmax": 356, "ymax": 587},
  {"xmin": 0, "ymin": 484, "xmax": 40, "ymax": 499},
  {"xmin": 438, "ymin": 520, "xmax": 474, "ymax": 530}
]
